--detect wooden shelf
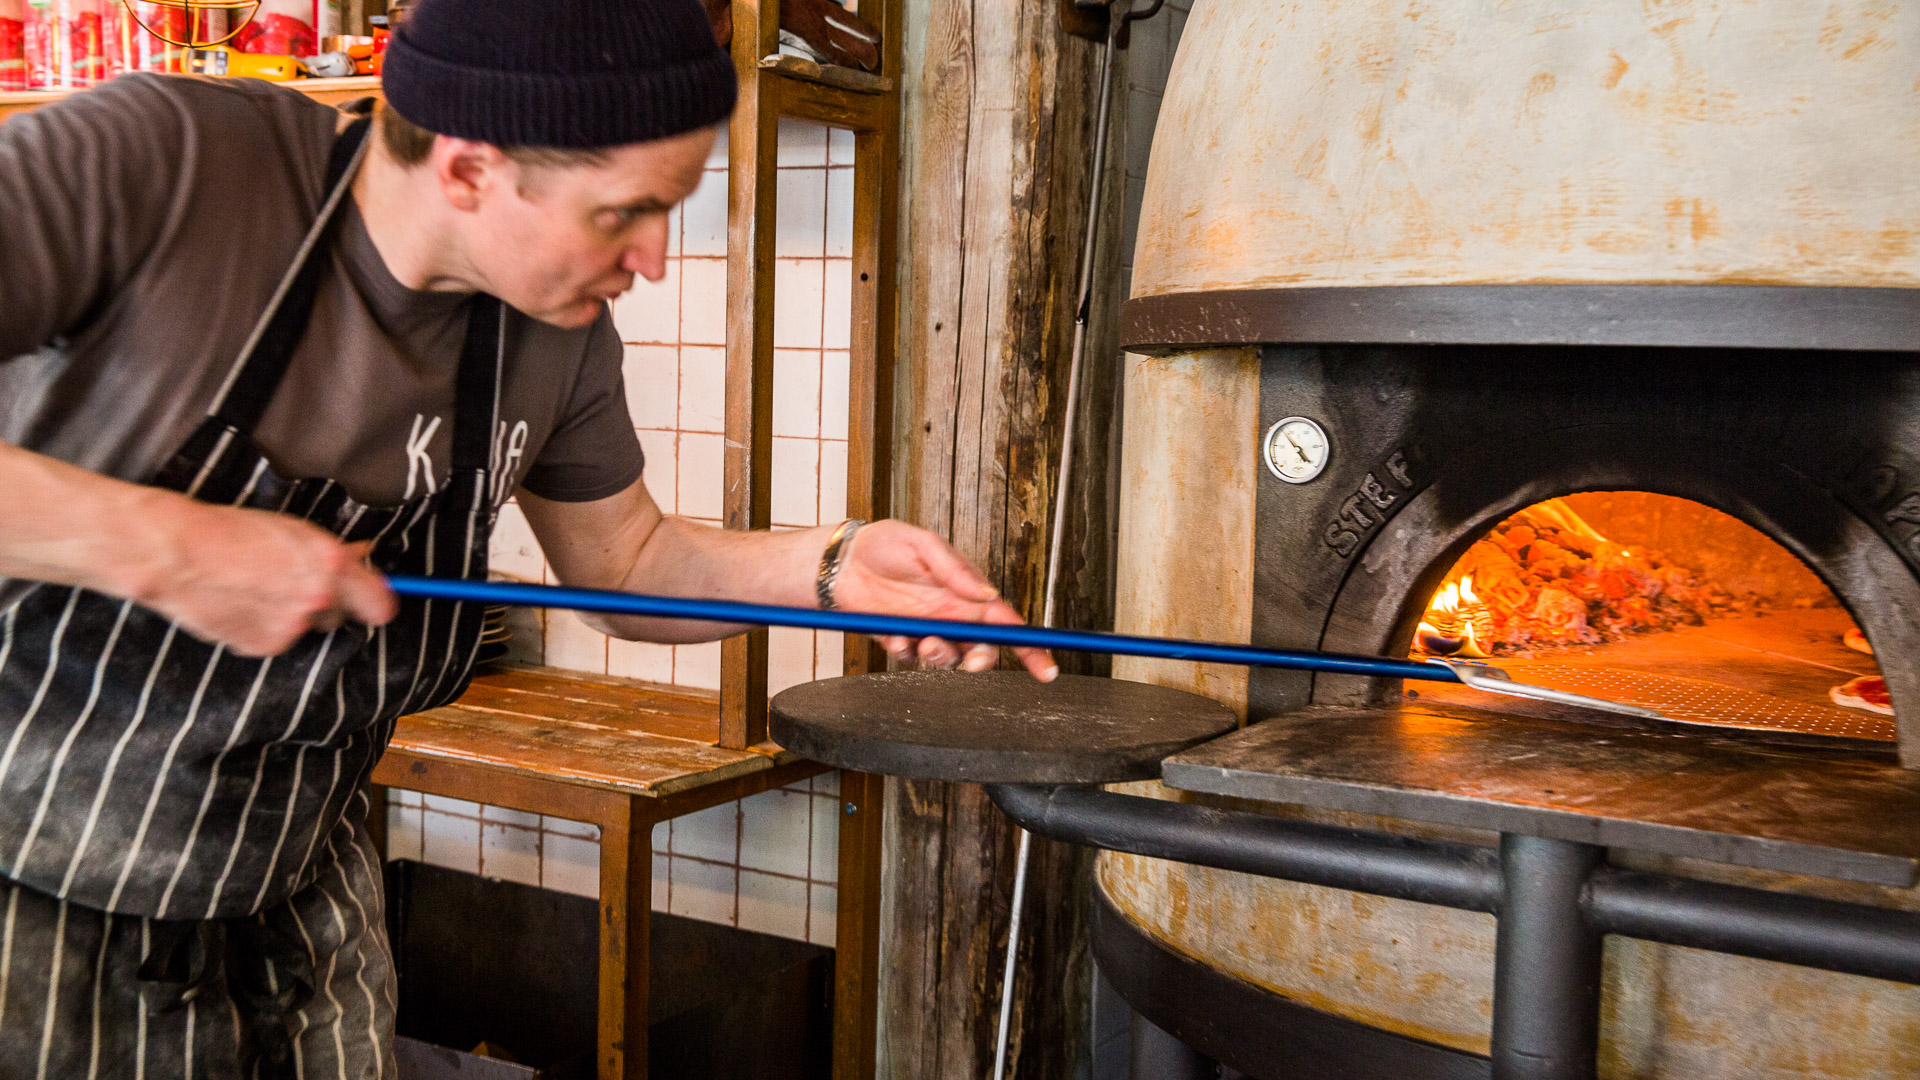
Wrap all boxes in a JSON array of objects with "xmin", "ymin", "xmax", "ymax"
[
  {"xmin": 0, "ymin": 74, "xmax": 381, "ymax": 120},
  {"xmin": 385, "ymin": 664, "xmax": 811, "ymax": 799}
]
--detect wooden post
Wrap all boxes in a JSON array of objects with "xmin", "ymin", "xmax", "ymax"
[
  {"xmin": 883, "ymin": 1, "xmax": 1121, "ymax": 1077},
  {"xmin": 720, "ymin": 0, "xmax": 782, "ymax": 749}
]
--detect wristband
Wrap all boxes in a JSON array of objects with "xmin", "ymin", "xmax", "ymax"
[{"xmin": 815, "ymin": 518, "xmax": 866, "ymax": 610}]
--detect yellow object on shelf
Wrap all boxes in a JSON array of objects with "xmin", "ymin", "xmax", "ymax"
[{"xmin": 189, "ymin": 46, "xmax": 297, "ymax": 80}]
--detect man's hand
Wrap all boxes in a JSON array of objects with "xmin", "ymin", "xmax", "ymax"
[
  {"xmin": 126, "ymin": 491, "xmax": 397, "ymax": 656},
  {"xmin": 824, "ymin": 520, "xmax": 1058, "ymax": 681},
  {"xmin": 0, "ymin": 441, "xmax": 397, "ymax": 658}
]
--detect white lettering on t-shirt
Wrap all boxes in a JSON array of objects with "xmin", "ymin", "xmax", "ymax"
[
  {"xmin": 491, "ymin": 419, "xmax": 529, "ymax": 506},
  {"xmin": 404, "ymin": 413, "xmax": 442, "ymax": 500}
]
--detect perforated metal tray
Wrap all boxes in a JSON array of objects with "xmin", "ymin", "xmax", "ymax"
[{"xmin": 1500, "ymin": 663, "xmax": 1896, "ymax": 742}]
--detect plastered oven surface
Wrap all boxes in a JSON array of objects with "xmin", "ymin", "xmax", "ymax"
[
  {"xmin": 1130, "ymin": 0, "xmax": 1920, "ymax": 296},
  {"xmin": 1102, "ymin": 348, "xmax": 1920, "ymax": 1077}
]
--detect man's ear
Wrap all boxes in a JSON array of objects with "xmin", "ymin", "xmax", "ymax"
[{"xmin": 432, "ymin": 137, "xmax": 507, "ymax": 213}]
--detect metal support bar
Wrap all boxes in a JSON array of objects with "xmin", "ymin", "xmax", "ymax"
[
  {"xmin": 1490, "ymin": 835, "xmax": 1604, "ymax": 1080},
  {"xmin": 985, "ymin": 783, "xmax": 1920, "ymax": 987}
]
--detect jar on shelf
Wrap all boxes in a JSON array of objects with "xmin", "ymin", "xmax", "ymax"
[
  {"xmin": 230, "ymin": 0, "xmax": 310, "ymax": 57},
  {"xmin": 25, "ymin": 0, "xmax": 109, "ymax": 89},
  {"xmin": 110, "ymin": 0, "xmax": 197, "ymax": 74},
  {"xmin": 0, "ymin": 0, "xmax": 25, "ymax": 90}
]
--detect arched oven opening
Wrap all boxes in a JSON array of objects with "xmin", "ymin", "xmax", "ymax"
[{"xmin": 1406, "ymin": 492, "xmax": 1891, "ymax": 745}]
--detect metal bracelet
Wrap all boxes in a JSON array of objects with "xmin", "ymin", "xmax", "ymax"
[{"xmin": 815, "ymin": 518, "xmax": 866, "ymax": 610}]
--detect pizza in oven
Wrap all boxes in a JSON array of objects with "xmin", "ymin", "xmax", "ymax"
[{"xmin": 1830, "ymin": 675, "xmax": 1892, "ymax": 716}]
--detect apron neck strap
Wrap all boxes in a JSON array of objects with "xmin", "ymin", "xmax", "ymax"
[
  {"xmin": 449, "ymin": 297, "xmax": 504, "ymax": 474},
  {"xmin": 207, "ymin": 115, "xmax": 373, "ymax": 433}
]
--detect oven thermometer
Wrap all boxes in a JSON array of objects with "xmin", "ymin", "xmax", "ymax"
[{"xmin": 1263, "ymin": 416, "xmax": 1330, "ymax": 484}]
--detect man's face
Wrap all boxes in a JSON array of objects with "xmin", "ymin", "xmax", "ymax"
[{"xmin": 459, "ymin": 126, "xmax": 717, "ymax": 329}]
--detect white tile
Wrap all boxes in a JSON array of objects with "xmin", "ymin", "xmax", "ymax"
[
  {"xmin": 651, "ymin": 820, "xmax": 670, "ymax": 854},
  {"xmin": 772, "ymin": 259, "xmax": 825, "ymax": 349},
  {"xmin": 608, "ymin": 638, "xmax": 676, "ymax": 684},
  {"xmin": 818, "ymin": 440, "xmax": 848, "ymax": 524},
  {"xmin": 481, "ymin": 805, "xmax": 541, "ymax": 828},
  {"xmin": 814, "ymin": 630, "xmax": 846, "ymax": 681},
  {"xmin": 676, "ymin": 432, "xmax": 725, "ymax": 520},
  {"xmin": 610, "ymin": 259, "xmax": 679, "ymax": 344},
  {"xmin": 385, "ymin": 804, "xmax": 423, "ymax": 863},
  {"xmin": 680, "ymin": 170, "xmax": 729, "ymax": 257},
  {"xmin": 542, "ymin": 815, "xmax": 600, "ymax": 842},
  {"xmin": 827, "ymin": 127, "xmax": 855, "ymax": 166},
  {"xmin": 769, "ymin": 626, "xmax": 818, "ymax": 696},
  {"xmin": 670, "ymin": 801, "xmax": 739, "ymax": 864},
  {"xmin": 622, "ymin": 345, "xmax": 679, "ymax": 429},
  {"xmin": 679, "ymin": 258, "xmax": 728, "ymax": 345},
  {"xmin": 635, "ymin": 429, "xmax": 678, "ymax": 513},
  {"xmin": 678, "ymin": 345, "xmax": 726, "ymax": 433},
  {"xmin": 822, "ymin": 260, "xmax": 853, "ymax": 350},
  {"xmin": 808, "ymin": 884, "xmax": 838, "ymax": 947},
  {"xmin": 812, "ymin": 772, "xmax": 841, "ymax": 798},
  {"xmin": 542, "ymin": 833, "xmax": 600, "ymax": 899},
  {"xmin": 818, "ymin": 349, "xmax": 852, "ymax": 439},
  {"xmin": 664, "ymin": 203, "xmax": 681, "ymax": 258},
  {"xmin": 777, "ymin": 117, "xmax": 830, "ymax": 166},
  {"xmin": 772, "ymin": 349, "xmax": 822, "ymax": 438},
  {"xmin": 739, "ymin": 787, "xmax": 814, "ymax": 878},
  {"xmin": 825, "ymin": 169, "xmax": 855, "ymax": 258},
  {"xmin": 423, "ymin": 795, "xmax": 480, "ymax": 817},
  {"xmin": 673, "ymin": 640, "xmax": 723, "ymax": 691},
  {"xmin": 391, "ymin": 788, "xmax": 423, "ymax": 809},
  {"xmin": 544, "ymin": 610, "xmax": 608, "ymax": 674},
  {"xmin": 481, "ymin": 822, "xmax": 541, "ymax": 887},
  {"xmin": 668, "ymin": 856, "xmax": 738, "ymax": 926},
  {"xmin": 738, "ymin": 870, "xmax": 810, "ymax": 942},
  {"xmin": 422, "ymin": 811, "xmax": 481, "ymax": 876},
  {"xmin": 652, "ymin": 852, "xmax": 671, "ymax": 912},
  {"xmin": 1129, "ymin": 18, "xmax": 1169, "ymax": 89},
  {"xmin": 706, "ymin": 127, "xmax": 730, "ymax": 169},
  {"xmin": 775, "ymin": 167, "xmax": 828, "ymax": 259},
  {"xmin": 488, "ymin": 503, "xmax": 545, "ymax": 586},
  {"xmin": 809, "ymin": 794, "xmax": 840, "ymax": 884},
  {"xmin": 770, "ymin": 438, "xmax": 820, "ymax": 528}
]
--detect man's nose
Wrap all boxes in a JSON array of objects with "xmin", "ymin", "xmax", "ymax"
[{"xmin": 622, "ymin": 216, "xmax": 672, "ymax": 282}]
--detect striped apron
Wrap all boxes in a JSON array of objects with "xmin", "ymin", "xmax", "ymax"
[{"xmin": 0, "ymin": 114, "xmax": 501, "ymax": 1075}]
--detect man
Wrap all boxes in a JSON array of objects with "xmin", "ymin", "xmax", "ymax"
[{"xmin": 0, "ymin": 0, "xmax": 1052, "ymax": 1072}]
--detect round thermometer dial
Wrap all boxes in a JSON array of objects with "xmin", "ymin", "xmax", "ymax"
[{"xmin": 1263, "ymin": 417, "xmax": 1330, "ymax": 484}]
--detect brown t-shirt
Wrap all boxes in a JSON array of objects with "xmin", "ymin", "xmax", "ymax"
[{"xmin": 0, "ymin": 72, "xmax": 645, "ymax": 511}]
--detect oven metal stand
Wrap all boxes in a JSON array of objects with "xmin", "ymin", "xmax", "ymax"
[
  {"xmin": 989, "ymin": 784, "xmax": 1920, "ymax": 1079},
  {"xmin": 1491, "ymin": 835, "xmax": 1605, "ymax": 1080}
]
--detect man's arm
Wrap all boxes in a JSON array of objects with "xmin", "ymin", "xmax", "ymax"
[
  {"xmin": 0, "ymin": 441, "xmax": 395, "ymax": 655},
  {"xmin": 518, "ymin": 478, "xmax": 1057, "ymax": 679}
]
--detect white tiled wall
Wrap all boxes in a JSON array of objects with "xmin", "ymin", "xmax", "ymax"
[{"xmin": 389, "ymin": 119, "xmax": 858, "ymax": 947}]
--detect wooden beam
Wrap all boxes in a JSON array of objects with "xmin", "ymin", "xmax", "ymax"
[
  {"xmin": 884, "ymin": 0, "xmax": 1120, "ymax": 1076},
  {"xmin": 720, "ymin": 0, "xmax": 783, "ymax": 749}
]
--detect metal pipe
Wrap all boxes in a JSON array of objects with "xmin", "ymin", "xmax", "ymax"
[
  {"xmin": 987, "ymin": 784, "xmax": 1503, "ymax": 912},
  {"xmin": 386, "ymin": 575, "xmax": 1465, "ymax": 684},
  {"xmin": 990, "ymin": 784, "xmax": 1920, "ymax": 987},
  {"xmin": 1490, "ymin": 836, "xmax": 1604, "ymax": 1080},
  {"xmin": 1587, "ymin": 866, "xmax": 1920, "ymax": 985}
]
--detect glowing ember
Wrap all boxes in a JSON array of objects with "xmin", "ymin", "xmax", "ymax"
[{"xmin": 1414, "ymin": 499, "xmax": 1753, "ymax": 658}]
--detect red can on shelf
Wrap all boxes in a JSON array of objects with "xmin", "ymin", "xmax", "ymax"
[{"xmin": 0, "ymin": 0, "xmax": 26, "ymax": 91}]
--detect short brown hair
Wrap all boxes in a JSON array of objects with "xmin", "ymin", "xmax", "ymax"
[{"xmin": 377, "ymin": 102, "xmax": 611, "ymax": 171}]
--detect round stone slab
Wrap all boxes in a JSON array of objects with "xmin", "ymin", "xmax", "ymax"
[{"xmin": 770, "ymin": 671, "xmax": 1238, "ymax": 784}]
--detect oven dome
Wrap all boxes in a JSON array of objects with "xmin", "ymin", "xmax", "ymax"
[{"xmin": 1130, "ymin": 0, "xmax": 1920, "ymax": 298}]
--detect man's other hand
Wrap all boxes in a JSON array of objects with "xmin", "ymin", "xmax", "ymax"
[
  {"xmin": 129, "ymin": 491, "xmax": 398, "ymax": 656},
  {"xmin": 827, "ymin": 520, "xmax": 1058, "ymax": 682}
]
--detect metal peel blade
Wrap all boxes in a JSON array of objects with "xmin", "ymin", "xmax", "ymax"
[{"xmin": 1432, "ymin": 659, "xmax": 1670, "ymax": 721}]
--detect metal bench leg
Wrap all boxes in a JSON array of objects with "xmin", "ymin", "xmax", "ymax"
[{"xmin": 1491, "ymin": 834, "xmax": 1605, "ymax": 1080}]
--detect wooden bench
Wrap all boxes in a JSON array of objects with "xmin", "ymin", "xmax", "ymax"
[{"xmin": 372, "ymin": 664, "xmax": 882, "ymax": 1080}]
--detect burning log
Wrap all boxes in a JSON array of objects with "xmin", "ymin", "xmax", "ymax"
[{"xmin": 1418, "ymin": 498, "xmax": 1753, "ymax": 658}]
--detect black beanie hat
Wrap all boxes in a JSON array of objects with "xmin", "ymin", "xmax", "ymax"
[{"xmin": 383, "ymin": 0, "xmax": 737, "ymax": 150}]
